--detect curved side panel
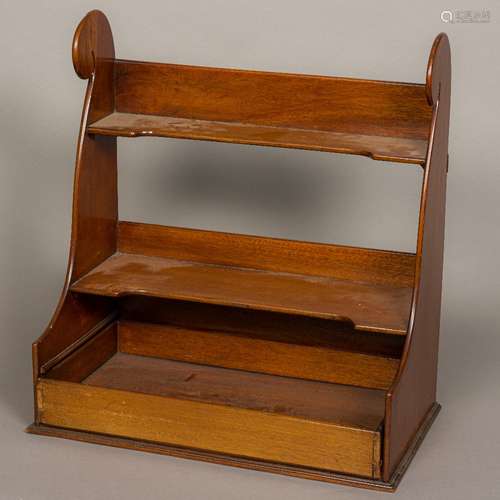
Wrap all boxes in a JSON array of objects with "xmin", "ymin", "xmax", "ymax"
[
  {"xmin": 383, "ymin": 33, "xmax": 451, "ymax": 480},
  {"xmin": 33, "ymin": 11, "xmax": 117, "ymax": 383}
]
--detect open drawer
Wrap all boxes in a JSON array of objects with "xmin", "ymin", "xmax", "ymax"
[{"xmin": 37, "ymin": 320, "xmax": 386, "ymax": 480}]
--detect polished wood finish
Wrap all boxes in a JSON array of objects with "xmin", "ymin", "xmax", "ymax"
[
  {"xmin": 383, "ymin": 33, "xmax": 451, "ymax": 481},
  {"xmin": 118, "ymin": 321, "xmax": 399, "ymax": 390},
  {"xmin": 91, "ymin": 58, "xmax": 433, "ymax": 164},
  {"xmin": 47, "ymin": 323, "xmax": 117, "ymax": 382},
  {"xmin": 37, "ymin": 378, "xmax": 382, "ymax": 479},
  {"xmin": 27, "ymin": 404, "xmax": 440, "ymax": 492},
  {"xmin": 83, "ymin": 353, "xmax": 386, "ymax": 429},
  {"xmin": 118, "ymin": 297, "xmax": 405, "ymax": 358},
  {"xmin": 32, "ymin": 10, "xmax": 117, "ymax": 375},
  {"xmin": 30, "ymin": 10, "xmax": 449, "ymax": 491},
  {"xmin": 71, "ymin": 250, "xmax": 413, "ymax": 334},
  {"xmin": 114, "ymin": 60, "xmax": 431, "ymax": 139},
  {"xmin": 88, "ymin": 111, "xmax": 428, "ymax": 163},
  {"xmin": 117, "ymin": 221, "xmax": 416, "ymax": 287}
]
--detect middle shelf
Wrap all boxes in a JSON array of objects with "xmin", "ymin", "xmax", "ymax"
[
  {"xmin": 71, "ymin": 251, "xmax": 412, "ymax": 334},
  {"xmin": 70, "ymin": 221, "xmax": 416, "ymax": 335}
]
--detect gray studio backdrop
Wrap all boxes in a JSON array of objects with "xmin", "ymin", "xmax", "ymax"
[{"xmin": 1, "ymin": 1, "xmax": 499, "ymax": 499}]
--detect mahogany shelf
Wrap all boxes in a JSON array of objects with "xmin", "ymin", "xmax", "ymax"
[
  {"xmin": 71, "ymin": 251, "xmax": 412, "ymax": 335},
  {"xmin": 30, "ymin": 10, "xmax": 450, "ymax": 492},
  {"xmin": 88, "ymin": 111, "xmax": 428, "ymax": 164}
]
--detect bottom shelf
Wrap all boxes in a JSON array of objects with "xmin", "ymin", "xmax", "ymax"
[{"xmin": 37, "ymin": 323, "xmax": 386, "ymax": 479}]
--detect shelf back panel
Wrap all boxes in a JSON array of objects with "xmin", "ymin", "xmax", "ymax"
[
  {"xmin": 118, "ymin": 221, "xmax": 416, "ymax": 287},
  {"xmin": 114, "ymin": 60, "xmax": 432, "ymax": 140},
  {"xmin": 118, "ymin": 320, "xmax": 400, "ymax": 390}
]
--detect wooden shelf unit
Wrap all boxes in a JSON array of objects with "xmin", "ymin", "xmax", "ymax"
[{"xmin": 29, "ymin": 10, "xmax": 450, "ymax": 492}]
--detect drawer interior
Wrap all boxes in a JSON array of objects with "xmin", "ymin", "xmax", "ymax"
[{"xmin": 37, "ymin": 305, "xmax": 397, "ymax": 479}]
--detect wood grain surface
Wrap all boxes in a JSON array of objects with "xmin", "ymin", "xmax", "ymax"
[
  {"xmin": 82, "ymin": 352, "xmax": 386, "ymax": 429},
  {"xmin": 37, "ymin": 378, "xmax": 382, "ymax": 478},
  {"xmin": 118, "ymin": 297, "xmax": 405, "ymax": 357},
  {"xmin": 118, "ymin": 321, "xmax": 399, "ymax": 389},
  {"xmin": 33, "ymin": 10, "xmax": 118, "ymax": 374},
  {"xmin": 383, "ymin": 33, "xmax": 450, "ymax": 480},
  {"xmin": 114, "ymin": 59, "xmax": 431, "ymax": 139},
  {"xmin": 118, "ymin": 221, "xmax": 416, "ymax": 287},
  {"xmin": 31, "ymin": 10, "xmax": 448, "ymax": 490},
  {"xmin": 88, "ymin": 111, "xmax": 428, "ymax": 163},
  {"xmin": 71, "ymin": 252, "xmax": 412, "ymax": 334}
]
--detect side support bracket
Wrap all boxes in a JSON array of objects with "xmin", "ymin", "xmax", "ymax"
[{"xmin": 383, "ymin": 33, "xmax": 451, "ymax": 481}]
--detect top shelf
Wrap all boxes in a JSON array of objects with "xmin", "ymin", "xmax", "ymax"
[
  {"xmin": 86, "ymin": 59, "xmax": 433, "ymax": 165},
  {"xmin": 88, "ymin": 111, "xmax": 428, "ymax": 164}
]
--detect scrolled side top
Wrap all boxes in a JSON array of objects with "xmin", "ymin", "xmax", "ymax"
[
  {"xmin": 425, "ymin": 33, "xmax": 451, "ymax": 106},
  {"xmin": 72, "ymin": 10, "xmax": 115, "ymax": 79}
]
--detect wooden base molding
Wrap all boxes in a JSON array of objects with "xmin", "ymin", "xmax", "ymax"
[{"xmin": 27, "ymin": 403, "xmax": 440, "ymax": 493}]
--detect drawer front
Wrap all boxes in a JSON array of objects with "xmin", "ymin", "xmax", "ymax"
[{"xmin": 37, "ymin": 379, "xmax": 381, "ymax": 479}]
